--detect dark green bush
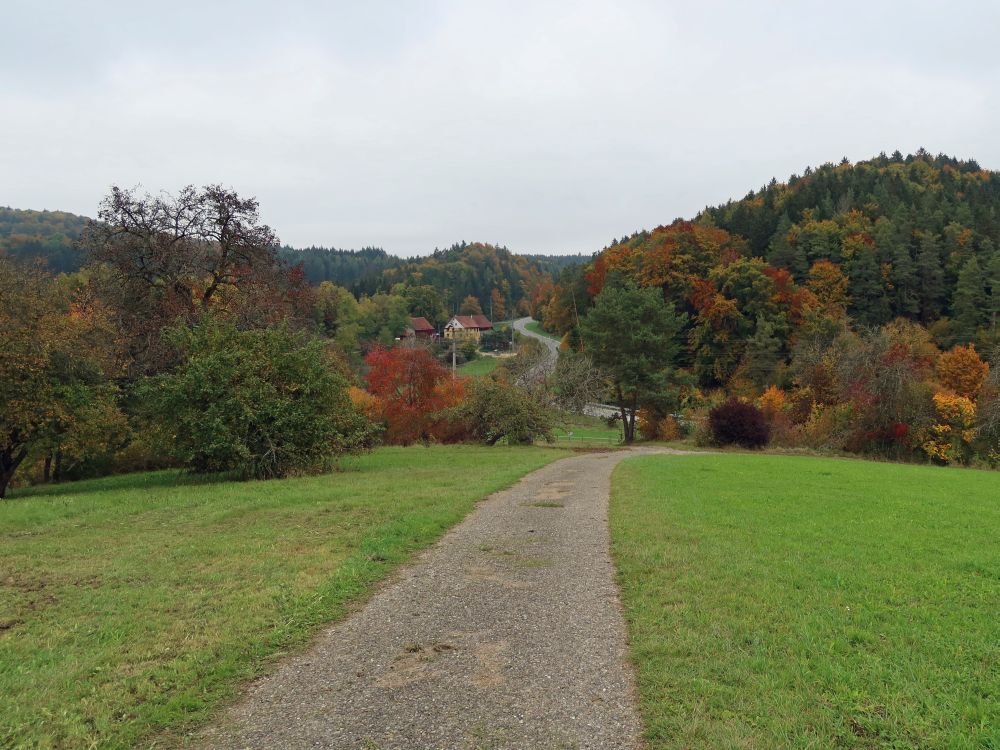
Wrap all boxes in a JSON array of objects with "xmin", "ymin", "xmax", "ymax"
[{"xmin": 143, "ymin": 319, "xmax": 375, "ymax": 478}]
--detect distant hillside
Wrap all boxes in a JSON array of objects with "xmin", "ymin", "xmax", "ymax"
[
  {"xmin": 279, "ymin": 244, "xmax": 588, "ymax": 297},
  {"xmin": 567, "ymin": 150, "xmax": 1000, "ymax": 330},
  {"xmin": 0, "ymin": 207, "xmax": 88, "ymax": 273},
  {"xmin": 543, "ymin": 151, "xmax": 1000, "ymax": 385},
  {"xmin": 0, "ymin": 207, "xmax": 586, "ymax": 315},
  {"xmin": 278, "ymin": 245, "xmax": 404, "ymax": 288},
  {"xmin": 521, "ymin": 252, "xmax": 591, "ymax": 276},
  {"xmin": 701, "ymin": 150, "xmax": 1000, "ymax": 260},
  {"xmin": 697, "ymin": 150, "xmax": 1000, "ymax": 329},
  {"xmin": 378, "ymin": 242, "xmax": 556, "ymax": 315}
]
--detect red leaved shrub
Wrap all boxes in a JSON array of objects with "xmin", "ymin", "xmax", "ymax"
[{"xmin": 708, "ymin": 399, "xmax": 770, "ymax": 448}]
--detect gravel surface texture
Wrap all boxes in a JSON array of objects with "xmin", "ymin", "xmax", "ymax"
[{"xmin": 190, "ymin": 449, "xmax": 689, "ymax": 750}]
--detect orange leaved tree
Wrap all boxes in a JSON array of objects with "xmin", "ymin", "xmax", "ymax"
[{"xmin": 364, "ymin": 346, "xmax": 463, "ymax": 444}]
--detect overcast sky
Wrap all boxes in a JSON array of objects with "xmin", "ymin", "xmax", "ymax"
[{"xmin": 2, "ymin": 1, "xmax": 998, "ymax": 255}]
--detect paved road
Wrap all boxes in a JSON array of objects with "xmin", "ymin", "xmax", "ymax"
[
  {"xmin": 512, "ymin": 316, "xmax": 559, "ymax": 378},
  {"xmin": 513, "ymin": 318, "xmax": 620, "ymax": 420},
  {"xmin": 513, "ymin": 316, "xmax": 560, "ymax": 359},
  {"xmin": 191, "ymin": 449, "xmax": 694, "ymax": 750}
]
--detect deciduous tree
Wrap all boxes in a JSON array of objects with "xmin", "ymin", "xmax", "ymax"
[
  {"xmin": 81, "ymin": 185, "xmax": 310, "ymax": 374},
  {"xmin": 364, "ymin": 346, "xmax": 459, "ymax": 444},
  {"xmin": 0, "ymin": 259, "xmax": 121, "ymax": 497},
  {"xmin": 143, "ymin": 318, "xmax": 370, "ymax": 478},
  {"xmin": 458, "ymin": 377, "xmax": 554, "ymax": 445},
  {"xmin": 936, "ymin": 344, "xmax": 989, "ymax": 399},
  {"xmin": 459, "ymin": 295, "xmax": 483, "ymax": 316}
]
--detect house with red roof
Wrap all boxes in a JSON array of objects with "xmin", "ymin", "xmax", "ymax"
[
  {"xmin": 405, "ymin": 316, "xmax": 436, "ymax": 338},
  {"xmin": 443, "ymin": 314, "xmax": 493, "ymax": 342}
]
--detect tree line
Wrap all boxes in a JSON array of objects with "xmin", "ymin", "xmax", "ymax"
[
  {"xmin": 0, "ymin": 207, "xmax": 582, "ymax": 321},
  {"xmin": 1, "ymin": 186, "xmax": 569, "ymax": 498},
  {"xmin": 540, "ymin": 151, "xmax": 1000, "ymax": 465}
]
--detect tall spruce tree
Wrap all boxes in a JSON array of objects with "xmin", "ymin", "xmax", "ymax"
[
  {"xmin": 916, "ymin": 232, "xmax": 945, "ymax": 323},
  {"xmin": 766, "ymin": 214, "xmax": 807, "ymax": 280},
  {"xmin": 989, "ymin": 250, "xmax": 1000, "ymax": 332},
  {"xmin": 889, "ymin": 243, "xmax": 920, "ymax": 317},
  {"xmin": 848, "ymin": 248, "xmax": 891, "ymax": 327},
  {"xmin": 951, "ymin": 256, "xmax": 987, "ymax": 343},
  {"xmin": 580, "ymin": 283, "xmax": 686, "ymax": 443}
]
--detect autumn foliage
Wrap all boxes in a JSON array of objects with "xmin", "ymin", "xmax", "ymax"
[
  {"xmin": 364, "ymin": 346, "xmax": 466, "ymax": 444},
  {"xmin": 936, "ymin": 344, "xmax": 989, "ymax": 399}
]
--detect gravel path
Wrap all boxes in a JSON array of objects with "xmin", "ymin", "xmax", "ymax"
[{"xmin": 191, "ymin": 449, "xmax": 685, "ymax": 750}]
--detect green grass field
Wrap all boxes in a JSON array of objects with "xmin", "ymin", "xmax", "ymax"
[
  {"xmin": 524, "ymin": 319, "xmax": 560, "ymax": 341},
  {"xmin": 458, "ymin": 356, "xmax": 500, "ymax": 376},
  {"xmin": 553, "ymin": 413, "xmax": 623, "ymax": 446},
  {"xmin": 610, "ymin": 454, "xmax": 1000, "ymax": 749},
  {"xmin": 0, "ymin": 445, "xmax": 568, "ymax": 749}
]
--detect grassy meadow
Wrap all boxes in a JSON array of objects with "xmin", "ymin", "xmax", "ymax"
[
  {"xmin": 457, "ymin": 355, "xmax": 501, "ymax": 376},
  {"xmin": 611, "ymin": 453, "xmax": 999, "ymax": 749},
  {"xmin": 553, "ymin": 413, "xmax": 623, "ymax": 447},
  {"xmin": 0, "ymin": 445, "xmax": 568, "ymax": 749}
]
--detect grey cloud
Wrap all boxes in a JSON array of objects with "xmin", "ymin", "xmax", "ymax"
[{"xmin": 2, "ymin": 0, "xmax": 998, "ymax": 255}]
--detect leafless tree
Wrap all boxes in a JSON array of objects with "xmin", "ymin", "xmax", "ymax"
[{"xmin": 81, "ymin": 185, "xmax": 309, "ymax": 374}]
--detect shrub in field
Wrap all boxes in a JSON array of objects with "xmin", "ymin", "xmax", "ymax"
[
  {"xmin": 656, "ymin": 415, "xmax": 683, "ymax": 441},
  {"xmin": 428, "ymin": 378, "xmax": 474, "ymax": 443},
  {"xmin": 457, "ymin": 377, "xmax": 554, "ymax": 445},
  {"xmin": 708, "ymin": 399, "xmax": 770, "ymax": 448},
  {"xmin": 757, "ymin": 385, "xmax": 787, "ymax": 422},
  {"xmin": 459, "ymin": 338, "xmax": 479, "ymax": 361},
  {"xmin": 638, "ymin": 407, "xmax": 685, "ymax": 441},
  {"xmin": 347, "ymin": 386, "xmax": 384, "ymax": 423},
  {"xmin": 637, "ymin": 407, "xmax": 660, "ymax": 441},
  {"xmin": 979, "ymin": 358, "xmax": 1000, "ymax": 463},
  {"xmin": 145, "ymin": 319, "xmax": 371, "ymax": 478},
  {"xmin": 801, "ymin": 402, "xmax": 854, "ymax": 450},
  {"xmin": 756, "ymin": 386, "xmax": 802, "ymax": 447}
]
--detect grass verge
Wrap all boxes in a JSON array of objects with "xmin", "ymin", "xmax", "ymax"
[
  {"xmin": 0, "ymin": 445, "xmax": 568, "ymax": 749},
  {"xmin": 458, "ymin": 356, "xmax": 500, "ymax": 377},
  {"xmin": 524, "ymin": 319, "xmax": 560, "ymax": 341},
  {"xmin": 553, "ymin": 413, "xmax": 623, "ymax": 446},
  {"xmin": 610, "ymin": 453, "xmax": 999, "ymax": 749}
]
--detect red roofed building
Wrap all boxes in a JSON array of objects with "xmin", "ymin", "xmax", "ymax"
[
  {"xmin": 406, "ymin": 316, "xmax": 436, "ymax": 338},
  {"xmin": 443, "ymin": 314, "xmax": 493, "ymax": 341}
]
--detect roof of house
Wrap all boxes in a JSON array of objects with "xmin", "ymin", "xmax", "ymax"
[
  {"xmin": 447, "ymin": 315, "xmax": 493, "ymax": 330},
  {"xmin": 410, "ymin": 316, "xmax": 435, "ymax": 332}
]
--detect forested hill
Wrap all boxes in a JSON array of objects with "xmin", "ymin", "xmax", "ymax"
[
  {"xmin": 0, "ymin": 207, "xmax": 88, "ymax": 274},
  {"xmin": 703, "ymin": 151, "xmax": 1000, "ymax": 330},
  {"xmin": 701, "ymin": 151, "xmax": 1000, "ymax": 261},
  {"xmin": 278, "ymin": 246, "xmax": 404, "ymax": 289},
  {"xmin": 549, "ymin": 151, "xmax": 1000, "ymax": 343},
  {"xmin": 0, "ymin": 208, "xmax": 586, "ymax": 314},
  {"xmin": 278, "ymin": 243, "xmax": 587, "ymax": 303},
  {"xmin": 374, "ymin": 242, "xmax": 557, "ymax": 316}
]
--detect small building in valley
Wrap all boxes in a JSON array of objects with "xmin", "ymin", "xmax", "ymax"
[
  {"xmin": 406, "ymin": 316, "xmax": 437, "ymax": 338},
  {"xmin": 443, "ymin": 314, "xmax": 493, "ymax": 341}
]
